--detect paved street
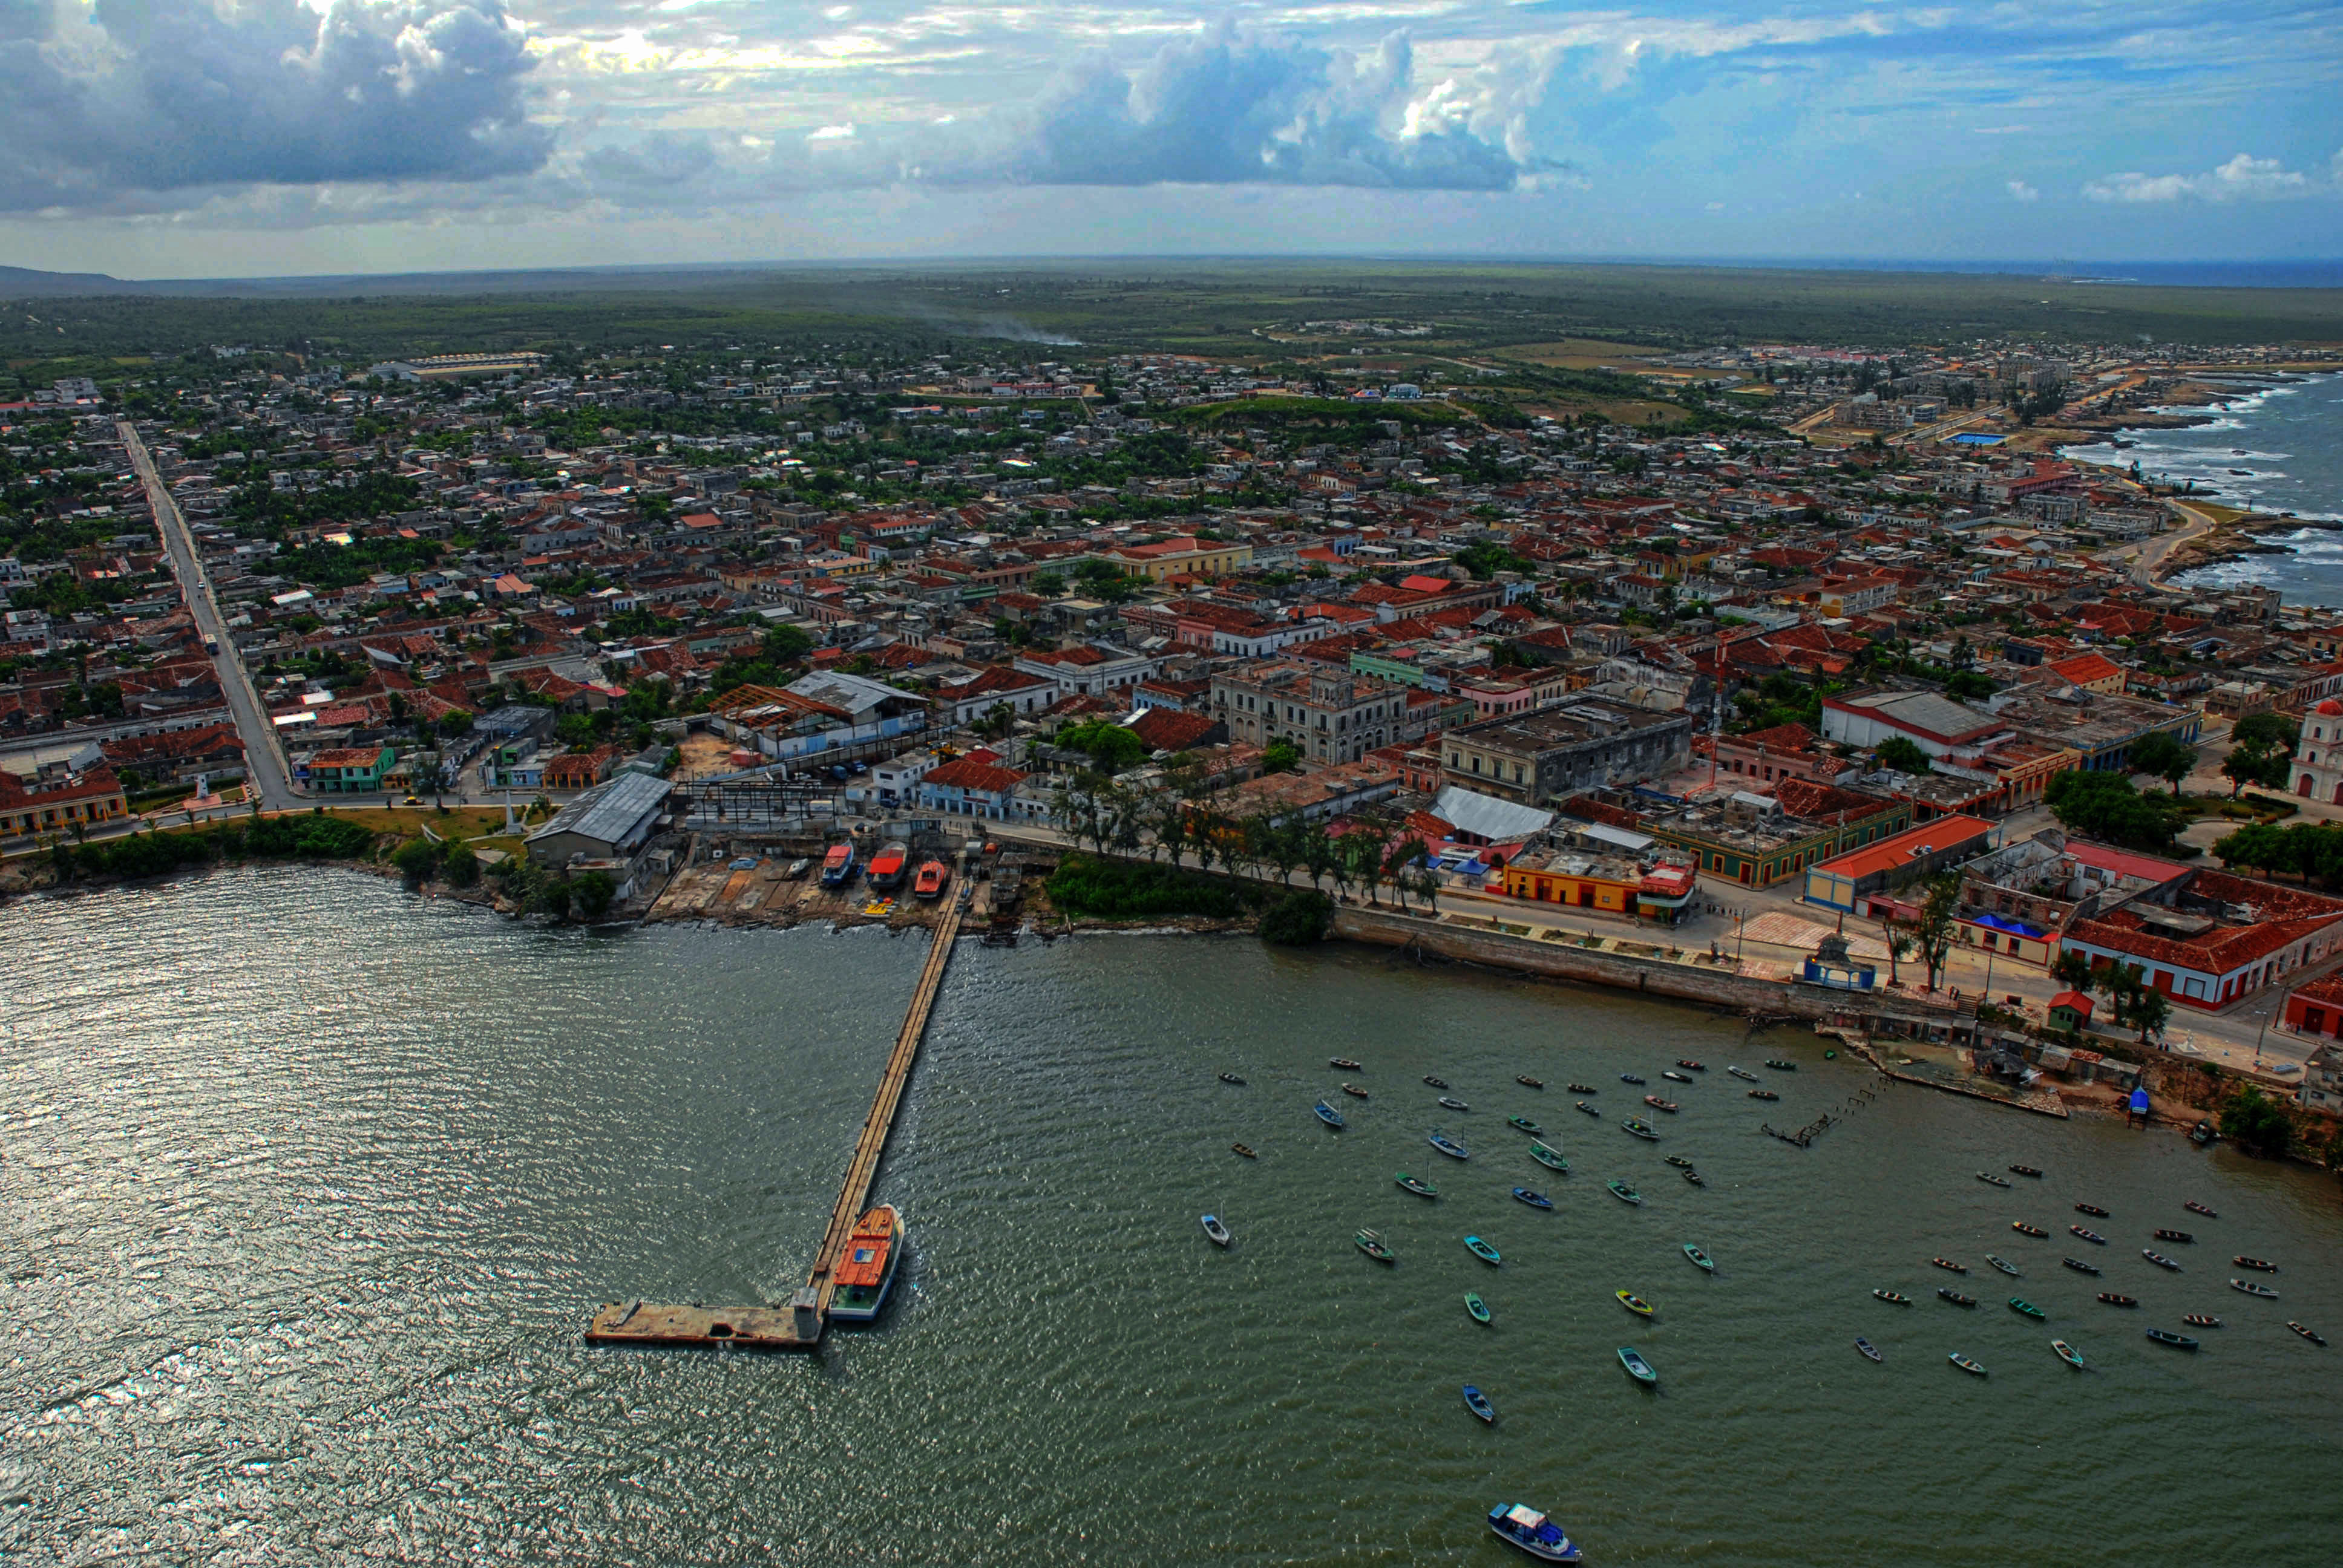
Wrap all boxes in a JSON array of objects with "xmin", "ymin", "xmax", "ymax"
[{"xmin": 119, "ymin": 420, "xmax": 300, "ymax": 811}]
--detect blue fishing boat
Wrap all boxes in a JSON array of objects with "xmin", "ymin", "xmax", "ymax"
[
  {"xmin": 1463, "ymin": 1385, "xmax": 1496, "ymax": 1424},
  {"xmin": 1513, "ymin": 1187, "xmax": 1553, "ymax": 1209},
  {"xmin": 1465, "ymin": 1235, "xmax": 1502, "ymax": 1265},
  {"xmin": 1313, "ymin": 1100, "xmax": 1345, "ymax": 1128},
  {"xmin": 1429, "ymin": 1132, "xmax": 1470, "ymax": 1160}
]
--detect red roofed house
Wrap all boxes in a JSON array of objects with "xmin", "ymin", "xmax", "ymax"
[
  {"xmin": 2062, "ymin": 868, "xmax": 2343, "ymax": 1012},
  {"xmin": 917, "ymin": 757, "xmax": 1035, "ymax": 820},
  {"xmin": 2043, "ymin": 652, "xmax": 2126, "ymax": 695},
  {"xmin": 0, "ymin": 763, "xmax": 128, "ymax": 837}
]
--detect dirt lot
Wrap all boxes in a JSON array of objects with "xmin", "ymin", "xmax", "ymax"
[
  {"xmin": 673, "ymin": 733, "xmax": 748, "ymax": 782},
  {"xmin": 646, "ymin": 855, "xmax": 963, "ymax": 931}
]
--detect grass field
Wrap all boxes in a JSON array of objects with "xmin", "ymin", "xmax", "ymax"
[{"xmin": 1489, "ymin": 337, "xmax": 1669, "ymax": 367}]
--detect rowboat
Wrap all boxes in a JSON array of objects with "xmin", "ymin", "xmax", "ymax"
[
  {"xmin": 1466, "ymin": 1293, "xmax": 1492, "ymax": 1324},
  {"xmin": 2190, "ymin": 1120, "xmax": 2218, "ymax": 1146},
  {"xmin": 1513, "ymin": 1187, "xmax": 1553, "ymax": 1210},
  {"xmin": 1341, "ymin": 1083, "xmax": 1370, "ymax": 1099},
  {"xmin": 1726, "ymin": 1066, "xmax": 1759, "ymax": 1082},
  {"xmin": 2071, "ymin": 1226, "xmax": 2106, "ymax": 1244},
  {"xmin": 2009, "ymin": 1165, "xmax": 2043, "ymax": 1178},
  {"xmin": 1677, "ymin": 1059, "xmax": 1706, "ymax": 1071},
  {"xmin": 2235, "ymin": 1256, "xmax": 2278, "ymax": 1273},
  {"xmin": 1684, "ymin": 1244, "xmax": 1714, "ymax": 1272},
  {"xmin": 1329, "ymin": 1057, "xmax": 1363, "ymax": 1071},
  {"xmin": 2145, "ymin": 1328, "xmax": 2199, "ymax": 1350},
  {"xmin": 1874, "ymin": 1289, "xmax": 1911, "ymax": 1304},
  {"xmin": 1574, "ymin": 1101, "xmax": 1602, "ymax": 1118},
  {"xmin": 1939, "ymin": 1289, "xmax": 1977, "ymax": 1307},
  {"xmin": 1566, "ymin": 1083, "xmax": 1598, "ymax": 1095},
  {"xmin": 2012, "ymin": 1222, "xmax": 2047, "ymax": 1237},
  {"xmin": 1618, "ymin": 1347, "xmax": 1657, "ymax": 1383},
  {"xmin": 1643, "ymin": 1095, "xmax": 1680, "ymax": 1113},
  {"xmin": 2098, "ymin": 1293, "xmax": 2137, "ymax": 1307},
  {"xmin": 1664, "ymin": 1154, "xmax": 1694, "ymax": 1168},
  {"xmin": 2062, "ymin": 1258, "xmax": 2102, "ymax": 1276},
  {"xmin": 1606, "ymin": 1180, "xmax": 1642, "ymax": 1205},
  {"xmin": 1765, "ymin": 1059, "xmax": 1797, "ymax": 1071},
  {"xmin": 1438, "ymin": 1096, "xmax": 1472, "ymax": 1111},
  {"xmin": 1466, "ymin": 1235, "xmax": 1502, "ymax": 1266},
  {"xmin": 1517, "ymin": 1076, "xmax": 1544, "ymax": 1089},
  {"xmin": 1231, "ymin": 1143, "xmax": 1257, "ymax": 1159},
  {"xmin": 2287, "ymin": 1322, "xmax": 2327, "ymax": 1345},
  {"xmin": 1355, "ymin": 1229, "xmax": 1395, "ymax": 1263},
  {"xmin": 1855, "ymin": 1337, "xmax": 1883, "ymax": 1362},
  {"xmin": 1508, "ymin": 1116, "xmax": 1544, "ymax": 1135},
  {"xmin": 1529, "ymin": 1140, "xmax": 1568, "ymax": 1172},
  {"xmin": 1429, "ymin": 1132, "xmax": 1471, "ymax": 1161},
  {"xmin": 1463, "ymin": 1384, "xmax": 1496, "ymax": 1424},
  {"xmin": 1617, "ymin": 1290, "xmax": 1654, "ymax": 1317},
  {"xmin": 2154, "ymin": 1229, "xmax": 2192, "ymax": 1244},
  {"xmin": 1218, "ymin": 1073, "xmax": 1245, "ymax": 1085},
  {"xmin": 1314, "ymin": 1101, "xmax": 1345, "ymax": 1129},
  {"xmin": 1932, "ymin": 1257, "xmax": 1967, "ymax": 1274},
  {"xmin": 1986, "ymin": 1255, "xmax": 2021, "ymax": 1277},
  {"xmin": 2143, "ymin": 1250, "xmax": 2182, "ymax": 1272},
  {"xmin": 1487, "ymin": 1501, "xmax": 1582, "ymax": 1562},
  {"xmin": 2008, "ymin": 1297, "xmax": 2045, "ymax": 1319},
  {"xmin": 2075, "ymin": 1203, "xmax": 2109, "ymax": 1218},
  {"xmin": 1976, "ymin": 1172, "xmax": 2011, "ymax": 1188},
  {"xmin": 1423, "ymin": 1076, "xmax": 1449, "ymax": 1089},
  {"xmin": 1620, "ymin": 1073, "xmax": 1646, "ymax": 1085},
  {"xmin": 1948, "ymin": 1353, "xmax": 1987, "ymax": 1376},
  {"xmin": 2230, "ymin": 1278, "xmax": 2279, "ymax": 1299},
  {"xmin": 1396, "ymin": 1172, "xmax": 1439, "ymax": 1198},
  {"xmin": 2051, "ymin": 1339, "xmax": 2086, "ymax": 1370},
  {"xmin": 1747, "ymin": 1089, "xmax": 1780, "ymax": 1101},
  {"xmin": 2185, "ymin": 1201, "xmax": 2217, "ymax": 1218},
  {"xmin": 1621, "ymin": 1119, "xmax": 1661, "ymax": 1141},
  {"xmin": 2183, "ymin": 1314, "xmax": 2222, "ymax": 1328},
  {"xmin": 1682, "ymin": 1169, "xmax": 1705, "ymax": 1187},
  {"xmin": 1202, "ymin": 1214, "xmax": 1232, "ymax": 1247},
  {"xmin": 1662, "ymin": 1070, "xmax": 1693, "ymax": 1084}
]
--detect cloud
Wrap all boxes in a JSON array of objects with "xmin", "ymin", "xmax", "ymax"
[
  {"xmin": 2006, "ymin": 179, "xmax": 2039, "ymax": 202},
  {"xmin": 0, "ymin": 1, "xmax": 550, "ymax": 212},
  {"xmin": 2082, "ymin": 152, "xmax": 2321, "ymax": 204}
]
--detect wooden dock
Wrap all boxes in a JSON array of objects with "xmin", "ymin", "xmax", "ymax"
[{"xmin": 586, "ymin": 900, "xmax": 965, "ymax": 1351}]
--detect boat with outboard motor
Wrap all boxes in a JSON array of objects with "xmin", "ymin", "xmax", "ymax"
[{"xmin": 1487, "ymin": 1502, "xmax": 1582, "ymax": 1562}]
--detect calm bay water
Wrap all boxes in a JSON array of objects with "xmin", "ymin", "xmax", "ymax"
[{"xmin": 6, "ymin": 869, "xmax": 2341, "ymax": 1564}]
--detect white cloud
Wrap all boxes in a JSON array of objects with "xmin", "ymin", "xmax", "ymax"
[
  {"xmin": 2006, "ymin": 179, "xmax": 2039, "ymax": 202},
  {"xmin": 2083, "ymin": 152, "xmax": 2319, "ymax": 204}
]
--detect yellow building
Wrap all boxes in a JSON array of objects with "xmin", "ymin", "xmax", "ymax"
[{"xmin": 1105, "ymin": 536, "xmax": 1254, "ymax": 582}]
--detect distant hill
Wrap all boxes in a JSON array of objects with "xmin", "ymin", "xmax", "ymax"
[{"xmin": 0, "ymin": 264, "xmax": 144, "ymax": 296}]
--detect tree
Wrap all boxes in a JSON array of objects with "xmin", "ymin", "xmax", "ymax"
[
  {"xmin": 1260, "ymin": 739, "xmax": 1302, "ymax": 775},
  {"xmin": 1058, "ymin": 719, "xmax": 1145, "ymax": 773},
  {"xmin": 1259, "ymin": 889, "xmax": 1332, "ymax": 945},
  {"xmin": 1880, "ymin": 921, "xmax": 1915, "ymax": 985},
  {"xmin": 2220, "ymin": 1085, "xmax": 2293, "ymax": 1158},
  {"xmin": 442, "ymin": 844, "xmax": 481, "ymax": 887},
  {"xmin": 1031, "ymin": 570, "xmax": 1066, "ymax": 598},
  {"xmin": 1254, "ymin": 815, "xmax": 1303, "ymax": 886},
  {"xmin": 392, "ymin": 837, "xmax": 444, "ymax": 882},
  {"xmin": 2120, "ymin": 982, "xmax": 2171, "ymax": 1047},
  {"xmin": 2045, "ymin": 768, "xmax": 2180, "ymax": 852},
  {"xmin": 572, "ymin": 870, "xmax": 618, "ymax": 921},
  {"xmin": 1913, "ymin": 874, "xmax": 1961, "ymax": 990},
  {"xmin": 2212, "ymin": 822, "xmax": 2286, "ymax": 877},
  {"xmin": 2130, "ymin": 731, "xmax": 2197, "ymax": 796},
  {"xmin": 2050, "ymin": 947, "xmax": 2096, "ymax": 995},
  {"xmin": 2222, "ymin": 711, "xmax": 2299, "ymax": 795},
  {"xmin": 1875, "ymin": 736, "xmax": 1933, "ymax": 776}
]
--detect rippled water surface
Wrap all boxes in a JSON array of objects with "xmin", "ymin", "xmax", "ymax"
[{"xmin": 6, "ymin": 870, "xmax": 2341, "ymax": 1564}]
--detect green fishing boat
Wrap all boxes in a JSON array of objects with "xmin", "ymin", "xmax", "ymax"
[
  {"xmin": 1529, "ymin": 1140, "xmax": 1568, "ymax": 1172},
  {"xmin": 1466, "ymin": 1292, "xmax": 1492, "ymax": 1324},
  {"xmin": 2008, "ymin": 1297, "xmax": 2045, "ymax": 1319},
  {"xmin": 1395, "ymin": 1172, "xmax": 1438, "ymax": 1198}
]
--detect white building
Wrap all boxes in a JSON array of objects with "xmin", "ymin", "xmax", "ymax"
[{"xmin": 2294, "ymin": 698, "xmax": 2343, "ymax": 806}]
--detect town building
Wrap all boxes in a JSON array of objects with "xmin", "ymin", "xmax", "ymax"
[
  {"xmin": 1441, "ymin": 702, "xmax": 1696, "ymax": 806},
  {"xmin": 1211, "ymin": 662, "xmax": 1420, "ymax": 765}
]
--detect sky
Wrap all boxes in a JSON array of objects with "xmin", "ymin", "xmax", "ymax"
[{"xmin": 0, "ymin": 0, "xmax": 2338, "ymax": 279}]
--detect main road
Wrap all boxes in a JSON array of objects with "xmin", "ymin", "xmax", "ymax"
[{"xmin": 119, "ymin": 421, "xmax": 301, "ymax": 810}]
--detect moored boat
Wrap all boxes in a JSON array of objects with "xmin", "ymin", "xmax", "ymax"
[
  {"xmin": 1231, "ymin": 1143, "xmax": 1256, "ymax": 1159},
  {"xmin": 1330, "ymin": 1057, "xmax": 1363, "ymax": 1071},
  {"xmin": 2076, "ymin": 1203, "xmax": 2109, "ymax": 1218},
  {"xmin": 1423, "ymin": 1076, "xmax": 1449, "ymax": 1088},
  {"xmin": 2009, "ymin": 1165, "xmax": 2043, "ymax": 1178},
  {"xmin": 2143, "ymin": 1250, "xmax": 2182, "ymax": 1272},
  {"xmin": 2052, "ymin": 1339, "xmax": 2086, "ymax": 1370},
  {"xmin": 1677, "ymin": 1059, "xmax": 1706, "ymax": 1071},
  {"xmin": 2189, "ymin": 1120, "xmax": 2217, "ymax": 1146},
  {"xmin": 1516, "ymin": 1076, "xmax": 1544, "ymax": 1089},
  {"xmin": 1574, "ymin": 1100, "xmax": 1602, "ymax": 1117},
  {"xmin": 1466, "ymin": 1235, "xmax": 1502, "ymax": 1266},
  {"xmin": 1643, "ymin": 1095, "xmax": 1680, "ymax": 1113},
  {"xmin": 2145, "ymin": 1328, "xmax": 2199, "ymax": 1350},
  {"xmin": 1438, "ymin": 1096, "xmax": 1472, "ymax": 1111},
  {"xmin": 1765, "ymin": 1059, "xmax": 1798, "ymax": 1071},
  {"xmin": 1567, "ymin": 1083, "xmax": 1598, "ymax": 1094},
  {"xmin": 1662, "ymin": 1070, "xmax": 1693, "ymax": 1084},
  {"xmin": 1429, "ymin": 1132, "xmax": 1471, "ymax": 1160},
  {"xmin": 2071, "ymin": 1226, "xmax": 2106, "ymax": 1244},
  {"xmin": 1513, "ymin": 1187, "xmax": 1553, "ymax": 1210},
  {"xmin": 1508, "ymin": 1116, "xmax": 1544, "ymax": 1135},
  {"xmin": 1463, "ymin": 1384, "xmax": 1496, "ymax": 1425},
  {"xmin": 1201, "ymin": 1214, "xmax": 1232, "ymax": 1248},
  {"xmin": 1939, "ymin": 1288, "xmax": 1977, "ymax": 1307},
  {"xmin": 1874, "ymin": 1289, "xmax": 1911, "ymax": 1304},
  {"xmin": 1620, "ymin": 1073, "xmax": 1646, "ymax": 1085},
  {"xmin": 1218, "ymin": 1072, "xmax": 1245, "ymax": 1085},
  {"xmin": 1682, "ymin": 1169, "xmax": 1705, "ymax": 1187},
  {"xmin": 2008, "ymin": 1297, "xmax": 2045, "ymax": 1319},
  {"xmin": 1341, "ymin": 1083, "xmax": 1369, "ymax": 1099},
  {"xmin": 2230, "ymin": 1278, "xmax": 2279, "ymax": 1298},
  {"xmin": 1529, "ymin": 1140, "xmax": 1568, "ymax": 1172},
  {"xmin": 2185, "ymin": 1201, "xmax": 2217, "ymax": 1218},
  {"xmin": 1976, "ymin": 1172, "xmax": 2011, "ymax": 1188},
  {"xmin": 1932, "ymin": 1257, "xmax": 1967, "ymax": 1273},
  {"xmin": 828, "ymin": 1204, "xmax": 907, "ymax": 1321},
  {"xmin": 2013, "ymin": 1222, "xmax": 2047, "ymax": 1237},
  {"xmin": 1606, "ymin": 1180, "xmax": 1642, "ymax": 1205},
  {"xmin": 1621, "ymin": 1118, "xmax": 1660, "ymax": 1141},
  {"xmin": 2183, "ymin": 1314, "xmax": 2222, "ymax": 1328},
  {"xmin": 2287, "ymin": 1321, "xmax": 2327, "ymax": 1345},
  {"xmin": 2235, "ymin": 1256, "xmax": 2278, "ymax": 1272},
  {"xmin": 1313, "ymin": 1101, "xmax": 1345, "ymax": 1128},
  {"xmin": 1466, "ymin": 1293, "xmax": 1492, "ymax": 1325},
  {"xmin": 1948, "ymin": 1353, "xmax": 1987, "ymax": 1376},
  {"xmin": 1617, "ymin": 1347, "xmax": 1657, "ymax": 1383},
  {"xmin": 1987, "ymin": 1255, "xmax": 2021, "ymax": 1276},
  {"xmin": 1487, "ymin": 1503, "xmax": 1581, "ymax": 1563},
  {"xmin": 1685, "ymin": 1243, "xmax": 1714, "ymax": 1272},
  {"xmin": 1747, "ymin": 1089, "xmax": 1780, "ymax": 1101},
  {"xmin": 1395, "ymin": 1172, "xmax": 1439, "ymax": 1198},
  {"xmin": 1726, "ymin": 1066, "xmax": 1759, "ymax": 1082},
  {"xmin": 1616, "ymin": 1289, "xmax": 1654, "ymax": 1317},
  {"xmin": 2154, "ymin": 1228, "xmax": 2192, "ymax": 1244},
  {"xmin": 2098, "ymin": 1293, "xmax": 2137, "ymax": 1307},
  {"xmin": 1855, "ymin": 1336, "xmax": 1883, "ymax": 1362},
  {"xmin": 2062, "ymin": 1257, "xmax": 2102, "ymax": 1276},
  {"xmin": 1355, "ymin": 1229, "xmax": 1395, "ymax": 1263},
  {"xmin": 1664, "ymin": 1154, "xmax": 1694, "ymax": 1168}
]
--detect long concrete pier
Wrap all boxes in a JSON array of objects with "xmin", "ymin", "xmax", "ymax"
[{"xmin": 586, "ymin": 900, "xmax": 964, "ymax": 1351}]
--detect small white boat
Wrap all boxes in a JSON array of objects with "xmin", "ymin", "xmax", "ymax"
[{"xmin": 1201, "ymin": 1214, "xmax": 1231, "ymax": 1248}]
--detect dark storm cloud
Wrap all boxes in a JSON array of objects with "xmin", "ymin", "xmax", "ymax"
[{"xmin": 0, "ymin": 1, "xmax": 549, "ymax": 211}]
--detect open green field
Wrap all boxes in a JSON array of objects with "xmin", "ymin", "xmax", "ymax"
[{"xmin": 7, "ymin": 260, "xmax": 2342, "ymax": 378}]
